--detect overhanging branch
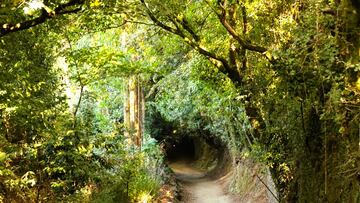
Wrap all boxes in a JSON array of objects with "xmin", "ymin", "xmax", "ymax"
[
  {"xmin": 140, "ymin": 0, "xmax": 242, "ymax": 83},
  {"xmin": 140, "ymin": 0, "xmax": 180, "ymax": 35},
  {"xmin": 0, "ymin": 0, "xmax": 84, "ymax": 37},
  {"xmin": 214, "ymin": 1, "xmax": 267, "ymax": 53}
]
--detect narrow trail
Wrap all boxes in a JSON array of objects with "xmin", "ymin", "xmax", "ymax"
[{"xmin": 169, "ymin": 160, "xmax": 235, "ymax": 203}]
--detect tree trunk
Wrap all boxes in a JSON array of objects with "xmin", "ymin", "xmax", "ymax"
[
  {"xmin": 123, "ymin": 78, "xmax": 131, "ymax": 144},
  {"xmin": 124, "ymin": 75, "xmax": 144, "ymax": 149}
]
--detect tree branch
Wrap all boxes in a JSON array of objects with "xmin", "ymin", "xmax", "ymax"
[
  {"xmin": 140, "ymin": 0, "xmax": 181, "ymax": 35},
  {"xmin": 178, "ymin": 17, "xmax": 200, "ymax": 41},
  {"xmin": 240, "ymin": 4, "xmax": 247, "ymax": 70},
  {"xmin": 178, "ymin": 36, "xmax": 242, "ymax": 83},
  {"xmin": 140, "ymin": 0, "xmax": 242, "ymax": 83},
  {"xmin": 214, "ymin": 1, "xmax": 267, "ymax": 53},
  {"xmin": 0, "ymin": 0, "xmax": 84, "ymax": 37}
]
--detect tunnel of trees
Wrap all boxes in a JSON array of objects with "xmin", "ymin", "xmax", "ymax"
[{"xmin": 0, "ymin": 0, "xmax": 359, "ymax": 202}]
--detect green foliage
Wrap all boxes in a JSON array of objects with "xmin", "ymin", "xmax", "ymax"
[
  {"xmin": 154, "ymin": 53, "xmax": 251, "ymax": 151},
  {"xmin": 0, "ymin": 26, "xmax": 69, "ymax": 201},
  {"xmin": 91, "ymin": 152, "xmax": 160, "ymax": 203},
  {"xmin": 0, "ymin": 19, "xmax": 167, "ymax": 202},
  {"xmin": 1, "ymin": 0, "xmax": 360, "ymax": 202}
]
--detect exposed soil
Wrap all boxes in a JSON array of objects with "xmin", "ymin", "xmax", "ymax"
[{"xmin": 169, "ymin": 160, "xmax": 236, "ymax": 203}]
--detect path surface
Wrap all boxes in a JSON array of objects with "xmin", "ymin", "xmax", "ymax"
[{"xmin": 168, "ymin": 160, "xmax": 235, "ymax": 203}]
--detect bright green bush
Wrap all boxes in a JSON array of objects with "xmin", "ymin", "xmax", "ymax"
[{"xmin": 90, "ymin": 152, "xmax": 161, "ymax": 203}]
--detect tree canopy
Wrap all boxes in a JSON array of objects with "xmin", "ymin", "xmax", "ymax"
[{"xmin": 0, "ymin": 0, "xmax": 359, "ymax": 202}]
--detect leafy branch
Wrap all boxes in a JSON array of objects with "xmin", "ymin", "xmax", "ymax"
[
  {"xmin": 209, "ymin": 0, "xmax": 267, "ymax": 53},
  {"xmin": 0, "ymin": 0, "xmax": 85, "ymax": 37},
  {"xmin": 139, "ymin": 0, "xmax": 242, "ymax": 83}
]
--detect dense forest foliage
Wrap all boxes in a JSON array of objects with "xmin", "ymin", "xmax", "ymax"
[{"xmin": 0, "ymin": 0, "xmax": 359, "ymax": 202}]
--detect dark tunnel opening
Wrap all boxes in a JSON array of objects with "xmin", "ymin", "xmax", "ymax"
[
  {"xmin": 162, "ymin": 133, "xmax": 232, "ymax": 180},
  {"xmin": 165, "ymin": 136, "xmax": 196, "ymax": 162}
]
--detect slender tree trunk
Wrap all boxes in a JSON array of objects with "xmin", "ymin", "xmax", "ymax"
[
  {"xmin": 72, "ymin": 85, "xmax": 84, "ymax": 129},
  {"xmin": 141, "ymin": 86, "xmax": 145, "ymax": 146},
  {"xmin": 124, "ymin": 78, "xmax": 131, "ymax": 144},
  {"xmin": 124, "ymin": 75, "xmax": 144, "ymax": 149},
  {"xmin": 134, "ymin": 76, "xmax": 140, "ymax": 148},
  {"xmin": 129, "ymin": 76, "xmax": 136, "ymax": 146}
]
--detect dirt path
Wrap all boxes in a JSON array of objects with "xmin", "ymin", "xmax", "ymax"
[{"xmin": 168, "ymin": 161, "xmax": 235, "ymax": 203}]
